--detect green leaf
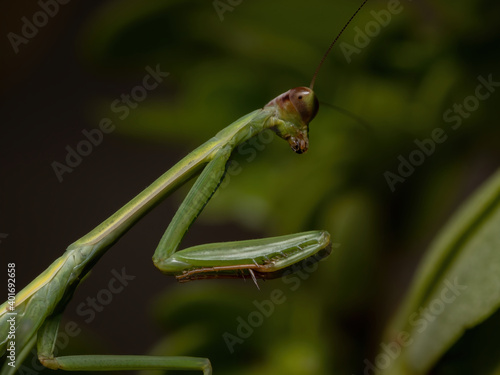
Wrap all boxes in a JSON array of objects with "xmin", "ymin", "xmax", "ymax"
[{"xmin": 381, "ymin": 169, "xmax": 500, "ymax": 375}]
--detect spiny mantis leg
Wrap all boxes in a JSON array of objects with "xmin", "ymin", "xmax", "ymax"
[
  {"xmin": 150, "ymin": 143, "xmax": 332, "ymax": 281},
  {"xmin": 163, "ymin": 230, "xmax": 332, "ymax": 282},
  {"xmin": 36, "ymin": 312, "xmax": 212, "ymax": 374}
]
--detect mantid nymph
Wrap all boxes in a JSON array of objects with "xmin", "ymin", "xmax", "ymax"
[{"xmin": 1, "ymin": 1, "xmax": 369, "ymax": 373}]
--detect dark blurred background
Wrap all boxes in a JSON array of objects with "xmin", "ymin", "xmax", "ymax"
[{"xmin": 1, "ymin": 0, "xmax": 499, "ymax": 374}]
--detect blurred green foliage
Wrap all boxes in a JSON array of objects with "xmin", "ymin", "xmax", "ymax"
[{"xmin": 74, "ymin": 0, "xmax": 500, "ymax": 374}]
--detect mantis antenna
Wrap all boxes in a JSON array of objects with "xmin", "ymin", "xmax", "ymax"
[{"xmin": 309, "ymin": 0, "xmax": 370, "ymax": 89}]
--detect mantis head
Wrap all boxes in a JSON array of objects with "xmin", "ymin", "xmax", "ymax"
[
  {"xmin": 265, "ymin": 0, "xmax": 369, "ymax": 154},
  {"xmin": 266, "ymin": 86, "xmax": 319, "ymax": 154}
]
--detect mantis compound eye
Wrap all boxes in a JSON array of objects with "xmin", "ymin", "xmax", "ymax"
[{"xmin": 289, "ymin": 87, "xmax": 319, "ymax": 125}]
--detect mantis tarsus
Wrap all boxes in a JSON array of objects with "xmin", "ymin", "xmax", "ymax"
[{"xmin": 1, "ymin": 1, "xmax": 369, "ymax": 374}]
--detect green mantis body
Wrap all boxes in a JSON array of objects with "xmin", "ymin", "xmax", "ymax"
[
  {"xmin": 0, "ymin": 88, "xmax": 330, "ymax": 375},
  {"xmin": 1, "ymin": 1, "xmax": 369, "ymax": 373}
]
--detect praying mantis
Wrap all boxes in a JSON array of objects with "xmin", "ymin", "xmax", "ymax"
[{"xmin": 1, "ymin": 1, "xmax": 369, "ymax": 374}]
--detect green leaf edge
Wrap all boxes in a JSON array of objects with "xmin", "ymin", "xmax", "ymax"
[{"xmin": 383, "ymin": 168, "xmax": 500, "ymax": 374}]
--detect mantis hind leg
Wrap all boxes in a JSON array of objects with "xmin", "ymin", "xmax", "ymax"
[{"xmin": 36, "ymin": 312, "xmax": 212, "ymax": 374}]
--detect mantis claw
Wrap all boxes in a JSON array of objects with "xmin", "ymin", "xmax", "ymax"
[{"xmin": 248, "ymin": 269, "xmax": 260, "ymax": 290}]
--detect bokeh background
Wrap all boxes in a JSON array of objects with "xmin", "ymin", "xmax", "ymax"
[{"xmin": 1, "ymin": 0, "xmax": 500, "ymax": 374}]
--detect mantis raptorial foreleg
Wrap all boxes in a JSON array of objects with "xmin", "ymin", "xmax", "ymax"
[
  {"xmin": 151, "ymin": 140, "xmax": 330, "ymax": 281},
  {"xmin": 153, "ymin": 145, "xmax": 233, "ymax": 268},
  {"xmin": 0, "ymin": 1, "xmax": 370, "ymax": 374}
]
